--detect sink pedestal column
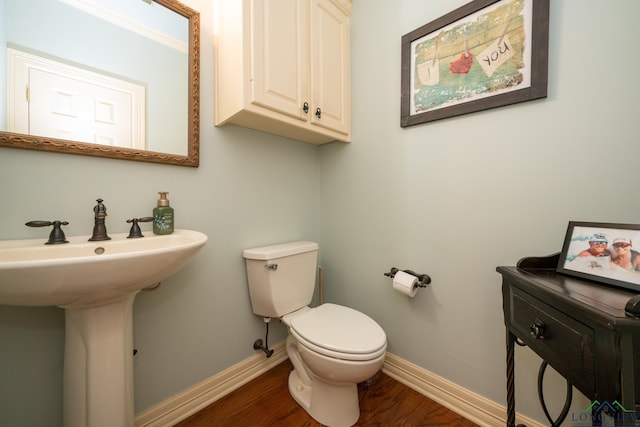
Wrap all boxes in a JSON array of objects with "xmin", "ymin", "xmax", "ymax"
[{"xmin": 63, "ymin": 293, "xmax": 138, "ymax": 427}]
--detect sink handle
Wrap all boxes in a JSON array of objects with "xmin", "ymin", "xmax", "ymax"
[
  {"xmin": 126, "ymin": 217, "xmax": 154, "ymax": 238},
  {"xmin": 26, "ymin": 220, "xmax": 69, "ymax": 244},
  {"xmin": 26, "ymin": 220, "xmax": 60, "ymax": 227}
]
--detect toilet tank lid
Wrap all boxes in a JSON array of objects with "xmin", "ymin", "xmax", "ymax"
[{"xmin": 243, "ymin": 241, "xmax": 318, "ymax": 260}]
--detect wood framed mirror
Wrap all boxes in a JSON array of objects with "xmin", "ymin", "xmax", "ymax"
[{"xmin": 0, "ymin": 0, "xmax": 200, "ymax": 167}]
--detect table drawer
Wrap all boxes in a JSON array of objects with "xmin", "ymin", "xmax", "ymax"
[{"xmin": 510, "ymin": 287, "xmax": 595, "ymax": 395}]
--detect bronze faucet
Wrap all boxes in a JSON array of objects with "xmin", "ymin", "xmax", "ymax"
[
  {"xmin": 25, "ymin": 220, "xmax": 69, "ymax": 244},
  {"xmin": 126, "ymin": 217, "xmax": 154, "ymax": 238},
  {"xmin": 89, "ymin": 198, "xmax": 111, "ymax": 241}
]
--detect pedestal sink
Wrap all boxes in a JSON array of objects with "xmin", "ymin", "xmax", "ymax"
[{"xmin": 0, "ymin": 229, "xmax": 207, "ymax": 427}]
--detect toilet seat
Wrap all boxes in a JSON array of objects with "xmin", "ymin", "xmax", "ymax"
[{"xmin": 289, "ymin": 303, "xmax": 387, "ymax": 361}]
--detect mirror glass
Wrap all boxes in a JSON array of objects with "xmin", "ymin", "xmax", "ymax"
[{"xmin": 0, "ymin": 0, "xmax": 200, "ymax": 167}]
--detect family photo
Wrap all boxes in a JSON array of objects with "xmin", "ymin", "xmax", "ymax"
[{"xmin": 558, "ymin": 223, "xmax": 640, "ymax": 288}]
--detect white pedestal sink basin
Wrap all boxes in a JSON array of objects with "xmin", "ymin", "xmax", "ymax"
[{"xmin": 0, "ymin": 229, "xmax": 207, "ymax": 427}]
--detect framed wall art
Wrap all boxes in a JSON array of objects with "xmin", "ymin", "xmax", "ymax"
[
  {"xmin": 557, "ymin": 221, "xmax": 640, "ymax": 292},
  {"xmin": 400, "ymin": 0, "xmax": 549, "ymax": 127}
]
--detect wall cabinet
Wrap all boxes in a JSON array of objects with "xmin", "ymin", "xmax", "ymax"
[{"xmin": 214, "ymin": 0, "xmax": 351, "ymax": 144}]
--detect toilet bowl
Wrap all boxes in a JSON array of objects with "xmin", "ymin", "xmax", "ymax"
[
  {"xmin": 283, "ymin": 304, "xmax": 387, "ymax": 427},
  {"xmin": 243, "ymin": 241, "xmax": 387, "ymax": 427}
]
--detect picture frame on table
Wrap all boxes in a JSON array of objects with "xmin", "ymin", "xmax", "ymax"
[{"xmin": 557, "ymin": 221, "xmax": 640, "ymax": 293}]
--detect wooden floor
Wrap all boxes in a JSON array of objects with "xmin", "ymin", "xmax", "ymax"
[{"xmin": 176, "ymin": 360, "xmax": 479, "ymax": 426}]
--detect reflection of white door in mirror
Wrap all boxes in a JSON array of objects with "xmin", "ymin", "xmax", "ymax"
[
  {"xmin": 8, "ymin": 48, "xmax": 145, "ymax": 150},
  {"xmin": 1, "ymin": 0, "xmax": 200, "ymax": 166}
]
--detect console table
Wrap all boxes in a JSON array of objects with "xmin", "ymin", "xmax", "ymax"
[{"xmin": 498, "ymin": 254, "xmax": 640, "ymax": 427}]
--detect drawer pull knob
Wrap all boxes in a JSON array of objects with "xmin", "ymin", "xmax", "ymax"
[{"xmin": 530, "ymin": 320, "xmax": 545, "ymax": 339}]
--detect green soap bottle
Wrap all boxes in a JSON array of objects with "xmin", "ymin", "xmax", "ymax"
[{"xmin": 153, "ymin": 192, "xmax": 174, "ymax": 235}]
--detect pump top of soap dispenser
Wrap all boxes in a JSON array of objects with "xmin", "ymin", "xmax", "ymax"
[{"xmin": 157, "ymin": 192, "xmax": 170, "ymax": 207}]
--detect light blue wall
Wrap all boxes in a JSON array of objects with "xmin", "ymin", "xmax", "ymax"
[
  {"xmin": 319, "ymin": 0, "xmax": 640, "ymax": 423},
  {"xmin": 0, "ymin": 0, "xmax": 319, "ymax": 424},
  {"xmin": 0, "ymin": 0, "xmax": 639, "ymax": 426}
]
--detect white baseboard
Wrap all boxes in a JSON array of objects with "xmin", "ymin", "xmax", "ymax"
[
  {"xmin": 382, "ymin": 353, "xmax": 543, "ymax": 427},
  {"xmin": 135, "ymin": 345, "xmax": 541, "ymax": 427},
  {"xmin": 135, "ymin": 341, "xmax": 288, "ymax": 426}
]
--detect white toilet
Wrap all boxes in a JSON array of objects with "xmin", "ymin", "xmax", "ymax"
[{"xmin": 243, "ymin": 241, "xmax": 387, "ymax": 427}]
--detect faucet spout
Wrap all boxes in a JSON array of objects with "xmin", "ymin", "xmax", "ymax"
[{"xmin": 88, "ymin": 198, "xmax": 111, "ymax": 241}]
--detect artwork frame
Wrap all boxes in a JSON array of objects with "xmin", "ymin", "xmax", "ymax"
[
  {"xmin": 557, "ymin": 221, "xmax": 640, "ymax": 293},
  {"xmin": 400, "ymin": 0, "xmax": 549, "ymax": 127}
]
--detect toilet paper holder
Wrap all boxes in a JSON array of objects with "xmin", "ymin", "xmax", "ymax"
[{"xmin": 384, "ymin": 268, "xmax": 431, "ymax": 288}]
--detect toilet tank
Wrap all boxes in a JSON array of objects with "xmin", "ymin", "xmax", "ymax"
[{"xmin": 243, "ymin": 241, "xmax": 319, "ymax": 318}]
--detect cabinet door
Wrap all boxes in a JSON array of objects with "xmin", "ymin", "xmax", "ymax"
[
  {"xmin": 310, "ymin": 0, "xmax": 350, "ymax": 135},
  {"xmin": 251, "ymin": 0, "xmax": 309, "ymax": 121}
]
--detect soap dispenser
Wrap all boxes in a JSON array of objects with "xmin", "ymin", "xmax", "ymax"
[{"xmin": 153, "ymin": 192, "xmax": 174, "ymax": 235}]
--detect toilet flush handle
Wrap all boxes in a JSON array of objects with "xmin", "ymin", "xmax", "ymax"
[{"xmin": 265, "ymin": 263, "xmax": 278, "ymax": 270}]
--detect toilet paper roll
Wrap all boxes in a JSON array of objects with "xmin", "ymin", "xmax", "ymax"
[{"xmin": 393, "ymin": 271, "xmax": 418, "ymax": 297}]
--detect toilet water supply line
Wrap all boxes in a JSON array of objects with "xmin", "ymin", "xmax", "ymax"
[
  {"xmin": 254, "ymin": 266, "xmax": 324, "ymax": 358},
  {"xmin": 318, "ymin": 266, "xmax": 324, "ymax": 305},
  {"xmin": 253, "ymin": 317, "xmax": 274, "ymax": 358}
]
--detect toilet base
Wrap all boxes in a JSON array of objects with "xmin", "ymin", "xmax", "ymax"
[{"xmin": 288, "ymin": 369, "xmax": 359, "ymax": 427}]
